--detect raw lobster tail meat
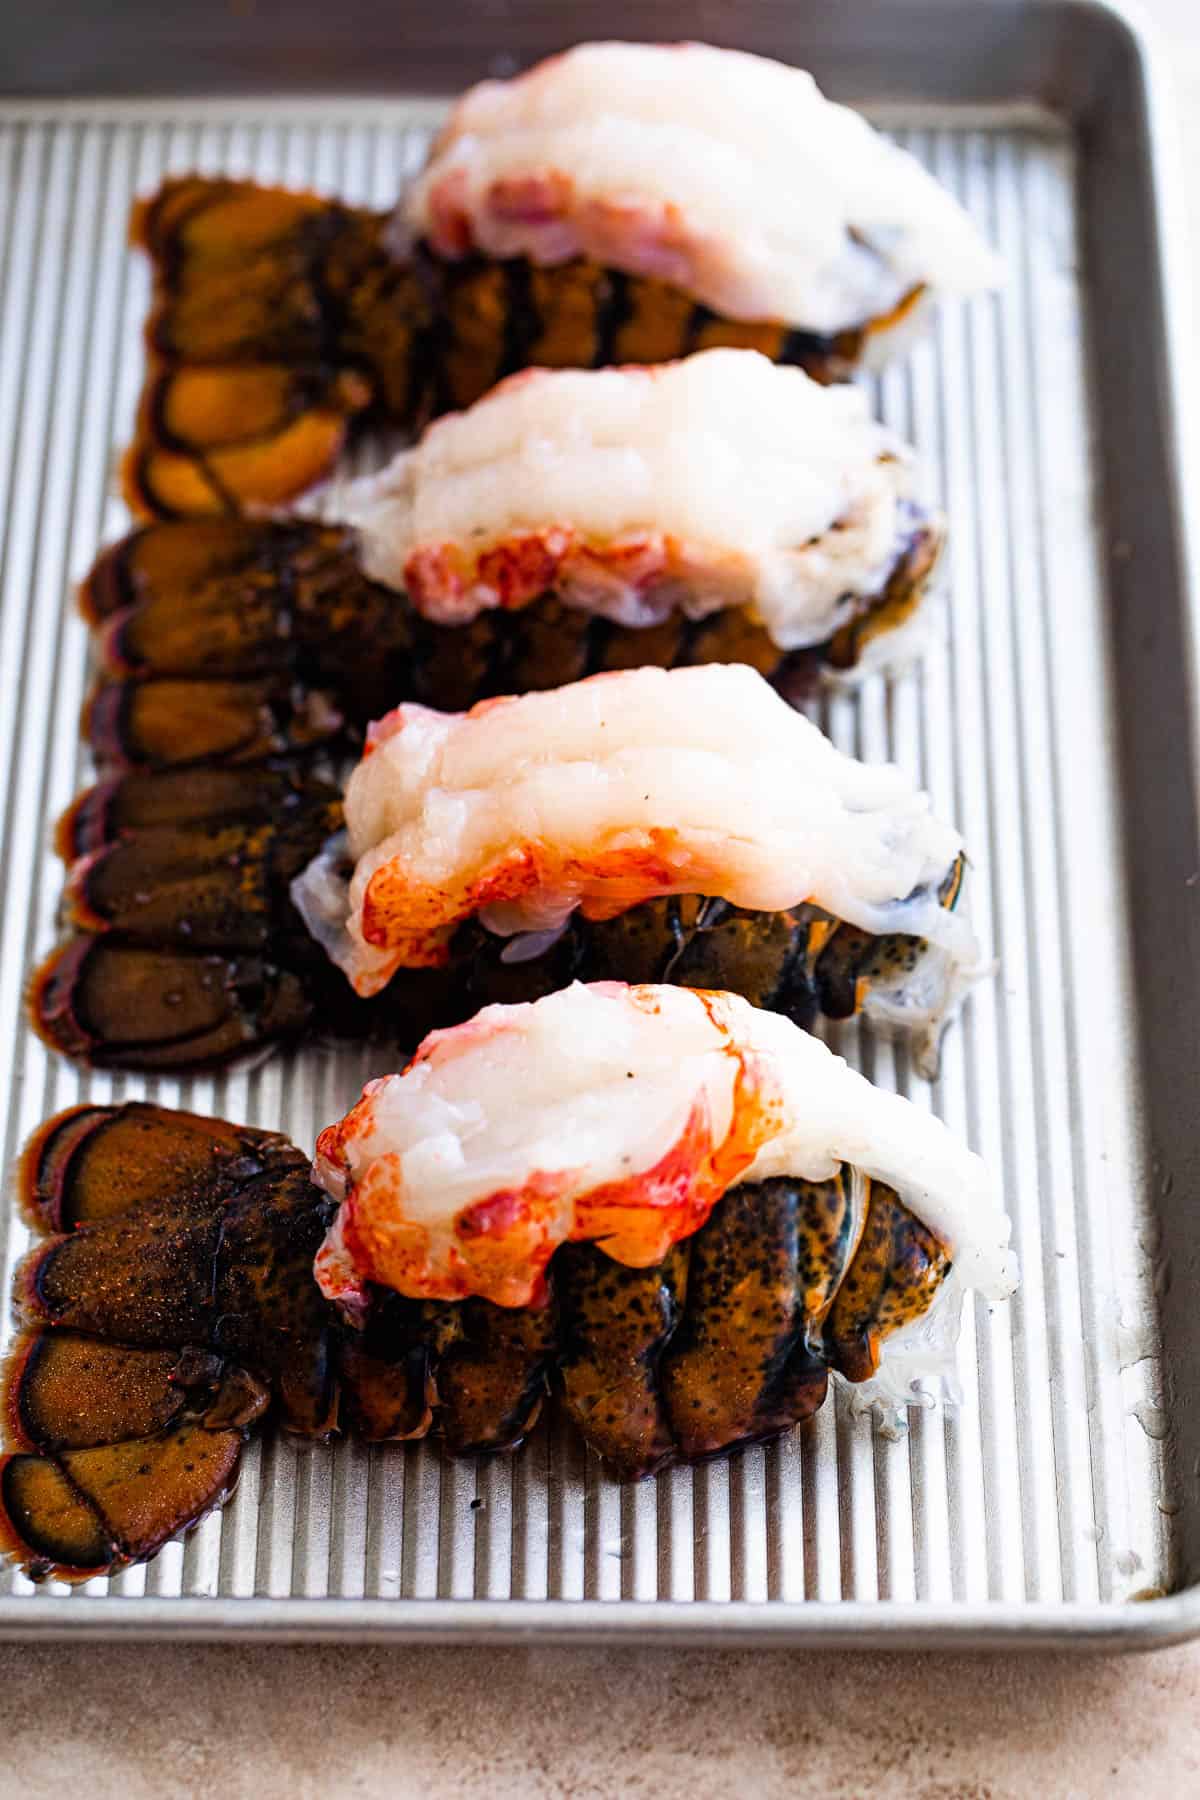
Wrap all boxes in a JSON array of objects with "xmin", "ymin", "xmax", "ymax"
[
  {"xmin": 125, "ymin": 44, "xmax": 999, "ymax": 519},
  {"xmin": 309, "ymin": 983, "xmax": 1014, "ymax": 1320},
  {"xmin": 406, "ymin": 45, "xmax": 1001, "ymax": 335},
  {"xmin": 335, "ymin": 351, "xmax": 938, "ymax": 657},
  {"xmin": 32, "ymin": 663, "xmax": 974, "ymax": 1073},
  {"xmin": 2, "ymin": 986, "xmax": 1015, "ymax": 1580},
  {"xmin": 310, "ymin": 664, "xmax": 975, "ymax": 994}
]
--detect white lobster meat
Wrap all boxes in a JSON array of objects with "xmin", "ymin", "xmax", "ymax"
[
  {"xmin": 292, "ymin": 663, "xmax": 979, "ymax": 1018},
  {"xmin": 402, "ymin": 42, "xmax": 1002, "ymax": 334},
  {"xmin": 339, "ymin": 349, "xmax": 932, "ymax": 646}
]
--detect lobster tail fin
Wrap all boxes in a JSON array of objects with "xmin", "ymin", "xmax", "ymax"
[
  {"xmin": 0, "ymin": 1425, "xmax": 247, "ymax": 1582},
  {"xmin": 2, "ymin": 1103, "xmax": 339, "ymax": 1580},
  {"xmin": 127, "ymin": 177, "xmax": 431, "ymax": 517}
]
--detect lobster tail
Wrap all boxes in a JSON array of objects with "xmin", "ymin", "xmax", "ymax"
[
  {"xmin": 32, "ymin": 734, "xmax": 965, "ymax": 1072},
  {"xmin": 2, "ymin": 1098, "xmax": 958, "ymax": 1580}
]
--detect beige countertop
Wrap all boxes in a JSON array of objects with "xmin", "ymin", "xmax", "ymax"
[
  {"xmin": 4, "ymin": 5, "xmax": 1200, "ymax": 1794},
  {"xmin": 0, "ymin": 1638, "xmax": 1197, "ymax": 1798}
]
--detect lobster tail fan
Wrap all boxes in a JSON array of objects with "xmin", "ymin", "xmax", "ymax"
[
  {"xmin": 126, "ymin": 177, "xmax": 423, "ymax": 517},
  {"xmin": 3, "ymin": 1103, "xmax": 340, "ymax": 1581}
]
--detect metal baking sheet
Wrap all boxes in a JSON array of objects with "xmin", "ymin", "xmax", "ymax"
[{"xmin": 1, "ymin": 0, "xmax": 1198, "ymax": 1646}]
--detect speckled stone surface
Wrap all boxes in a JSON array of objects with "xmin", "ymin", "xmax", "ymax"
[
  {"xmin": 3, "ymin": 3, "xmax": 1200, "ymax": 1792},
  {"xmin": 1, "ymin": 1642, "xmax": 1200, "ymax": 1797}
]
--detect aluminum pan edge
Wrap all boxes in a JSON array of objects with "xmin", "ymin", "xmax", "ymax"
[
  {"xmin": 2, "ymin": 1595, "xmax": 1200, "ymax": 1650},
  {"xmin": 1078, "ymin": 0, "xmax": 1200, "ymax": 1629}
]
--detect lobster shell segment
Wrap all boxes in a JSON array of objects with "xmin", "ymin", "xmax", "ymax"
[
  {"xmin": 84, "ymin": 673, "xmax": 344, "ymax": 771},
  {"xmin": 0, "ymin": 1426, "xmax": 246, "ymax": 1582},
  {"xmin": 126, "ymin": 176, "xmax": 409, "ymax": 518},
  {"xmin": 18, "ymin": 1099, "xmax": 300, "ymax": 1232},
  {"xmin": 30, "ymin": 937, "xmax": 314, "ymax": 1070}
]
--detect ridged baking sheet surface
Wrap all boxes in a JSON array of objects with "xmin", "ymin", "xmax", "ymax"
[{"xmin": 0, "ymin": 102, "xmax": 1171, "ymax": 1624}]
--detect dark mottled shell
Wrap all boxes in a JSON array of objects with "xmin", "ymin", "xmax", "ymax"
[{"xmin": 553, "ymin": 1242, "xmax": 687, "ymax": 1478}]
